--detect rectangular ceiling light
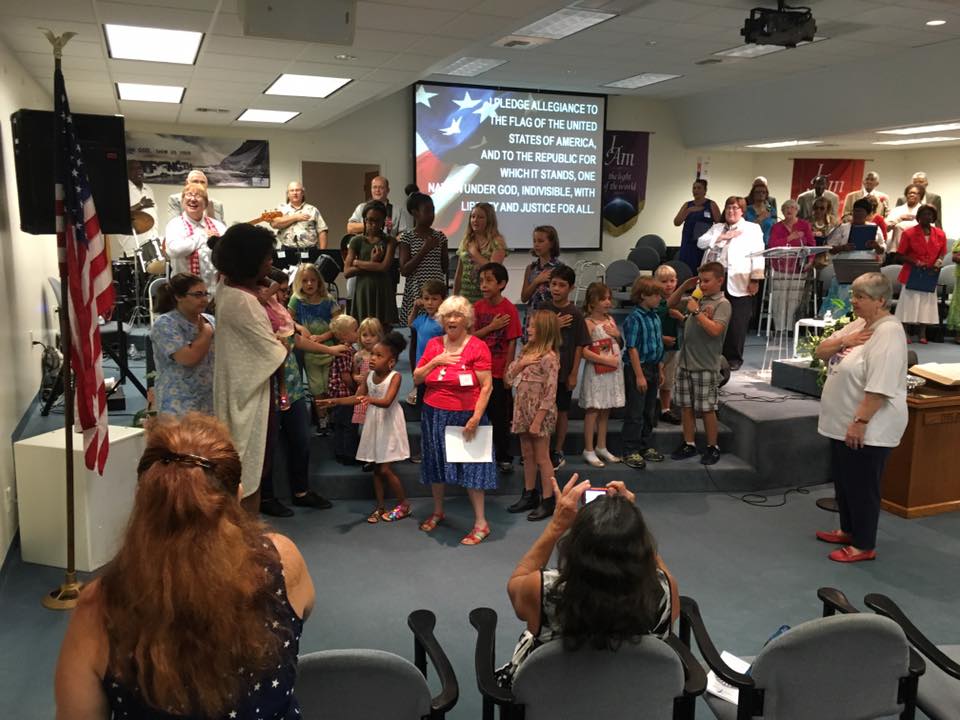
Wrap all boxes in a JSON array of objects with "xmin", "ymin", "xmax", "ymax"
[
  {"xmin": 265, "ymin": 74, "xmax": 351, "ymax": 99},
  {"xmin": 873, "ymin": 136, "xmax": 960, "ymax": 146},
  {"xmin": 435, "ymin": 57, "xmax": 506, "ymax": 77},
  {"xmin": 745, "ymin": 140, "xmax": 822, "ymax": 148},
  {"xmin": 237, "ymin": 109, "xmax": 300, "ymax": 124},
  {"xmin": 116, "ymin": 82, "xmax": 184, "ymax": 103},
  {"xmin": 512, "ymin": 8, "xmax": 616, "ymax": 40},
  {"xmin": 104, "ymin": 24, "xmax": 203, "ymax": 65},
  {"xmin": 604, "ymin": 73, "xmax": 682, "ymax": 89},
  {"xmin": 877, "ymin": 122, "xmax": 960, "ymax": 135},
  {"xmin": 715, "ymin": 36, "xmax": 825, "ymax": 59}
]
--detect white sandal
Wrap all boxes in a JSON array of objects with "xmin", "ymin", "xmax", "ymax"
[{"xmin": 582, "ymin": 450, "xmax": 605, "ymax": 468}]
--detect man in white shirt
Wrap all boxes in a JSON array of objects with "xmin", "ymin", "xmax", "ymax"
[
  {"xmin": 797, "ymin": 175, "xmax": 840, "ymax": 221},
  {"xmin": 271, "ymin": 181, "xmax": 328, "ymax": 252},
  {"xmin": 841, "ymin": 171, "xmax": 889, "ymax": 222},
  {"xmin": 346, "ymin": 175, "xmax": 404, "ymax": 236},
  {"xmin": 698, "ymin": 196, "xmax": 765, "ymax": 371},
  {"xmin": 167, "ymin": 169, "xmax": 225, "ymax": 223},
  {"xmin": 117, "ymin": 159, "xmax": 159, "ymax": 256}
]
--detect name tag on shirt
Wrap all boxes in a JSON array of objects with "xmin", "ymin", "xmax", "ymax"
[
  {"xmin": 704, "ymin": 211, "xmax": 712, "ymax": 219},
  {"xmin": 277, "ymin": 249, "xmax": 287, "ymax": 259},
  {"xmin": 300, "ymin": 251, "xmax": 310, "ymax": 260},
  {"xmin": 459, "ymin": 373, "xmax": 474, "ymax": 387}
]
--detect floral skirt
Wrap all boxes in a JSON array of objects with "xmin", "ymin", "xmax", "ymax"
[{"xmin": 420, "ymin": 405, "xmax": 497, "ymax": 490}]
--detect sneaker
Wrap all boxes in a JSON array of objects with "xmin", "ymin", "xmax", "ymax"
[
  {"xmin": 497, "ymin": 460, "xmax": 514, "ymax": 474},
  {"xmin": 582, "ymin": 450, "xmax": 605, "ymax": 468},
  {"xmin": 260, "ymin": 498, "xmax": 294, "ymax": 518},
  {"xmin": 507, "ymin": 489, "xmax": 540, "ymax": 513},
  {"xmin": 291, "ymin": 491, "xmax": 333, "ymax": 509},
  {"xmin": 596, "ymin": 447, "xmax": 621, "ymax": 463},
  {"xmin": 409, "ymin": 454, "xmax": 422, "ymax": 464},
  {"xmin": 670, "ymin": 442, "xmax": 699, "ymax": 460},
  {"xmin": 527, "ymin": 495, "xmax": 556, "ymax": 521},
  {"xmin": 551, "ymin": 452, "xmax": 565, "ymax": 471},
  {"xmin": 642, "ymin": 448, "xmax": 666, "ymax": 463},
  {"xmin": 623, "ymin": 453, "xmax": 646, "ymax": 469},
  {"xmin": 405, "ymin": 388, "xmax": 418, "ymax": 405},
  {"xmin": 701, "ymin": 446, "xmax": 721, "ymax": 465},
  {"xmin": 660, "ymin": 410, "xmax": 681, "ymax": 425}
]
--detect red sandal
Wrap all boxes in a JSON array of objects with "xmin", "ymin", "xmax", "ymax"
[
  {"xmin": 460, "ymin": 524, "xmax": 490, "ymax": 546},
  {"xmin": 418, "ymin": 513, "xmax": 444, "ymax": 532}
]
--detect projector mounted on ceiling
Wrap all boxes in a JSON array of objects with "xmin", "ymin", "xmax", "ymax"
[{"xmin": 741, "ymin": 1, "xmax": 816, "ymax": 48}]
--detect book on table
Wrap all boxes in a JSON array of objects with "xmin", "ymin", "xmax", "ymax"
[{"xmin": 909, "ymin": 363, "xmax": 960, "ymax": 387}]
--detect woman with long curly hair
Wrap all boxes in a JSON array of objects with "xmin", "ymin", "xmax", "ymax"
[
  {"xmin": 54, "ymin": 414, "xmax": 315, "ymax": 719},
  {"xmin": 499, "ymin": 474, "xmax": 679, "ymax": 686},
  {"xmin": 454, "ymin": 202, "xmax": 508, "ymax": 302}
]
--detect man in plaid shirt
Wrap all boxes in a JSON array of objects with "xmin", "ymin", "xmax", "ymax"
[{"xmin": 621, "ymin": 277, "xmax": 666, "ymax": 469}]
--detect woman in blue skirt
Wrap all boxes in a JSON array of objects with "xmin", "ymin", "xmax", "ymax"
[{"xmin": 414, "ymin": 295, "xmax": 497, "ymax": 545}]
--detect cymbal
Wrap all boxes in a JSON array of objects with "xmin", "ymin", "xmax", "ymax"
[{"xmin": 131, "ymin": 210, "xmax": 155, "ymax": 234}]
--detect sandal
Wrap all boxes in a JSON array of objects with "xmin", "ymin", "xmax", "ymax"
[
  {"xmin": 460, "ymin": 524, "xmax": 490, "ymax": 546},
  {"xmin": 381, "ymin": 504, "xmax": 411, "ymax": 522},
  {"xmin": 418, "ymin": 513, "xmax": 444, "ymax": 532},
  {"xmin": 366, "ymin": 507, "xmax": 384, "ymax": 524}
]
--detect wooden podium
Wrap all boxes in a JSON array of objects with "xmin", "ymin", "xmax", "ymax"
[{"xmin": 882, "ymin": 385, "xmax": 960, "ymax": 518}]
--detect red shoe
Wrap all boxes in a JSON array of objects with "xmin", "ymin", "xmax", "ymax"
[
  {"xmin": 829, "ymin": 546, "xmax": 877, "ymax": 563},
  {"xmin": 816, "ymin": 529, "xmax": 853, "ymax": 544},
  {"xmin": 919, "ymin": 337, "xmax": 928, "ymax": 345}
]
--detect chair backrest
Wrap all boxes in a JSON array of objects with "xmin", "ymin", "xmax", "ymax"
[
  {"xmin": 628, "ymin": 246, "xmax": 663, "ymax": 273},
  {"xmin": 881, "ymin": 264, "xmax": 903, "ymax": 295},
  {"xmin": 147, "ymin": 277, "xmax": 169, "ymax": 325},
  {"xmin": 636, "ymin": 233, "xmax": 667, "ymax": 258},
  {"xmin": 938, "ymin": 263, "xmax": 956, "ymax": 291},
  {"xmin": 818, "ymin": 263, "xmax": 836, "ymax": 288},
  {"xmin": 296, "ymin": 649, "xmax": 432, "ymax": 720},
  {"xmin": 750, "ymin": 614, "xmax": 910, "ymax": 720},
  {"xmin": 604, "ymin": 259, "xmax": 640, "ymax": 290},
  {"xmin": 513, "ymin": 638, "xmax": 684, "ymax": 720},
  {"xmin": 666, "ymin": 259, "xmax": 694, "ymax": 286}
]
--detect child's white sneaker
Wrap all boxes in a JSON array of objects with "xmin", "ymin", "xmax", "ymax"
[
  {"xmin": 596, "ymin": 447, "xmax": 621, "ymax": 463},
  {"xmin": 582, "ymin": 450, "xmax": 605, "ymax": 468}
]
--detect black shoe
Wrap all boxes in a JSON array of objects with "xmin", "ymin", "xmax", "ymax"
[
  {"xmin": 292, "ymin": 491, "xmax": 333, "ymax": 509},
  {"xmin": 508, "ymin": 489, "xmax": 540, "ymax": 513},
  {"xmin": 527, "ymin": 496, "xmax": 555, "ymax": 522},
  {"xmin": 642, "ymin": 448, "xmax": 666, "ymax": 463},
  {"xmin": 361, "ymin": 462, "xmax": 374, "ymax": 472},
  {"xmin": 701, "ymin": 446, "xmax": 721, "ymax": 465},
  {"xmin": 497, "ymin": 461, "xmax": 514, "ymax": 474},
  {"xmin": 660, "ymin": 410, "xmax": 681, "ymax": 425},
  {"xmin": 623, "ymin": 453, "xmax": 646, "ymax": 470},
  {"xmin": 670, "ymin": 442, "xmax": 699, "ymax": 460},
  {"xmin": 260, "ymin": 498, "xmax": 294, "ymax": 518},
  {"xmin": 550, "ymin": 452, "xmax": 565, "ymax": 471},
  {"xmin": 728, "ymin": 360, "xmax": 743, "ymax": 372}
]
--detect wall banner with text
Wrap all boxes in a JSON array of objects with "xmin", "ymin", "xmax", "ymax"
[
  {"xmin": 790, "ymin": 158, "xmax": 865, "ymax": 211},
  {"xmin": 601, "ymin": 130, "xmax": 649, "ymax": 237}
]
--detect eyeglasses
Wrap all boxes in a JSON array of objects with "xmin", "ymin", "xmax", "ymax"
[
  {"xmin": 185, "ymin": 291, "xmax": 210, "ymax": 298},
  {"xmin": 183, "ymin": 193, "xmax": 205, "ymax": 201}
]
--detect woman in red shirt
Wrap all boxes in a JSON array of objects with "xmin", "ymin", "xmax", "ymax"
[
  {"xmin": 414, "ymin": 295, "xmax": 497, "ymax": 545},
  {"xmin": 895, "ymin": 204, "xmax": 946, "ymax": 343}
]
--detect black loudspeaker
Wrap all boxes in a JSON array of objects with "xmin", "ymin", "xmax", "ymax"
[{"xmin": 11, "ymin": 109, "xmax": 131, "ymax": 235}]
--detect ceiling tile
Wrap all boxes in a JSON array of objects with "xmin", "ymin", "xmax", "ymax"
[
  {"xmin": 356, "ymin": 2, "xmax": 461, "ymax": 34},
  {"xmin": 96, "ymin": 2, "xmax": 214, "ymax": 33}
]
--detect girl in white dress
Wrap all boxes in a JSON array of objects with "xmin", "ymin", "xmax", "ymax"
[
  {"xmin": 325, "ymin": 331, "xmax": 411, "ymax": 523},
  {"xmin": 580, "ymin": 282, "xmax": 626, "ymax": 468}
]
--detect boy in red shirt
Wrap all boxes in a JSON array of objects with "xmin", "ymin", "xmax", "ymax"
[{"xmin": 473, "ymin": 262, "xmax": 522, "ymax": 473}]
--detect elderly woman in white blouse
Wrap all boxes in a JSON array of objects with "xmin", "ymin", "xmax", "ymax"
[
  {"xmin": 164, "ymin": 182, "xmax": 226, "ymax": 295},
  {"xmin": 815, "ymin": 272, "xmax": 907, "ymax": 564}
]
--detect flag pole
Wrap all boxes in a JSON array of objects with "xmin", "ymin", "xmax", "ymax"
[{"xmin": 42, "ymin": 30, "xmax": 82, "ymax": 611}]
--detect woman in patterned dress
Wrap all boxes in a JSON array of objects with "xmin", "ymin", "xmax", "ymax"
[{"xmin": 454, "ymin": 202, "xmax": 508, "ymax": 302}]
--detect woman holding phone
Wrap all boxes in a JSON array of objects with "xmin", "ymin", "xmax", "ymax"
[{"xmin": 499, "ymin": 474, "xmax": 679, "ymax": 686}]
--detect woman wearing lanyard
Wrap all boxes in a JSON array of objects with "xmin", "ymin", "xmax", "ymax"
[
  {"xmin": 164, "ymin": 183, "xmax": 226, "ymax": 296},
  {"xmin": 674, "ymin": 178, "xmax": 720, "ymax": 272}
]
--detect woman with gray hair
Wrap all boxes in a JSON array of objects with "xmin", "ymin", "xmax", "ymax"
[
  {"xmin": 814, "ymin": 272, "xmax": 907, "ymax": 563},
  {"xmin": 767, "ymin": 199, "xmax": 815, "ymax": 329},
  {"xmin": 413, "ymin": 295, "xmax": 498, "ymax": 545}
]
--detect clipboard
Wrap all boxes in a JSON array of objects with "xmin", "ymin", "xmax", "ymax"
[{"xmin": 444, "ymin": 426, "xmax": 493, "ymax": 463}]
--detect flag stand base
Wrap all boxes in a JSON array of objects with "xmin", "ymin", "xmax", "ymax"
[{"xmin": 42, "ymin": 571, "xmax": 83, "ymax": 610}]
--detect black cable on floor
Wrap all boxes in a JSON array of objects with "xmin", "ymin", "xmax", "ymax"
[{"xmin": 702, "ymin": 463, "xmax": 830, "ymax": 507}]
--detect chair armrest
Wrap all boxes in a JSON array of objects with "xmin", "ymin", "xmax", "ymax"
[
  {"xmin": 678, "ymin": 596, "xmax": 754, "ymax": 690},
  {"xmin": 665, "ymin": 633, "xmax": 707, "ymax": 697},
  {"xmin": 468, "ymin": 607, "xmax": 515, "ymax": 706},
  {"xmin": 818, "ymin": 586, "xmax": 859, "ymax": 616},
  {"xmin": 865, "ymin": 594, "xmax": 956, "ymax": 679},
  {"xmin": 408, "ymin": 609, "xmax": 459, "ymax": 715}
]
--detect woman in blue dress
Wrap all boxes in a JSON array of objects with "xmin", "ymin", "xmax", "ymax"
[
  {"xmin": 150, "ymin": 273, "xmax": 215, "ymax": 415},
  {"xmin": 674, "ymin": 179, "xmax": 721, "ymax": 272},
  {"xmin": 745, "ymin": 181, "xmax": 778, "ymax": 246}
]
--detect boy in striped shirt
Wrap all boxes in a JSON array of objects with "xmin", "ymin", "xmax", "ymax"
[{"xmin": 621, "ymin": 277, "xmax": 665, "ymax": 469}]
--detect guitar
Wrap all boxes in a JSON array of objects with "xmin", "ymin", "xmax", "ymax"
[{"xmin": 246, "ymin": 210, "xmax": 282, "ymax": 225}]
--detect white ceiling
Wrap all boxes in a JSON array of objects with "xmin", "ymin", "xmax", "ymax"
[{"xmin": 3, "ymin": 0, "xmax": 960, "ymax": 142}]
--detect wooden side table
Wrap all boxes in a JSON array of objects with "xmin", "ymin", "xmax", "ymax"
[{"xmin": 882, "ymin": 385, "xmax": 960, "ymax": 518}]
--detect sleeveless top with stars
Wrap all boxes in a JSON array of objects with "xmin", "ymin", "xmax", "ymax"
[{"xmin": 101, "ymin": 537, "xmax": 304, "ymax": 720}]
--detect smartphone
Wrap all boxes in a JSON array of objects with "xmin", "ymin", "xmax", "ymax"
[{"xmin": 582, "ymin": 487, "xmax": 607, "ymax": 505}]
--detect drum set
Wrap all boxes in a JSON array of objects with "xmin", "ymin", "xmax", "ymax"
[{"xmin": 112, "ymin": 210, "xmax": 166, "ymax": 326}]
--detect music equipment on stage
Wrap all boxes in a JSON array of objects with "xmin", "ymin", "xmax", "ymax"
[
  {"xmin": 131, "ymin": 210, "xmax": 155, "ymax": 234},
  {"xmin": 246, "ymin": 210, "xmax": 282, "ymax": 225},
  {"xmin": 112, "ymin": 259, "xmax": 136, "ymax": 300},
  {"xmin": 136, "ymin": 239, "xmax": 166, "ymax": 275},
  {"xmin": 11, "ymin": 109, "xmax": 130, "ymax": 235}
]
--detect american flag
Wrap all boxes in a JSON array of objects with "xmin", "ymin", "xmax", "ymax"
[{"xmin": 55, "ymin": 66, "xmax": 113, "ymax": 473}]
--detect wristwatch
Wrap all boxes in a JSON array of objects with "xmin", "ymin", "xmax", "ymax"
[
  {"xmin": 853, "ymin": 416, "xmax": 869, "ymax": 424},
  {"xmin": 691, "ymin": 309, "xmax": 701, "ymax": 316}
]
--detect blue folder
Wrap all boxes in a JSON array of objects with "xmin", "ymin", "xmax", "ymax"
[
  {"xmin": 905, "ymin": 265, "xmax": 939, "ymax": 292},
  {"xmin": 849, "ymin": 225, "xmax": 876, "ymax": 251}
]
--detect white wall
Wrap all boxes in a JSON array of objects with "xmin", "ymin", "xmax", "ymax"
[{"xmin": 0, "ymin": 42, "xmax": 60, "ymax": 560}]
